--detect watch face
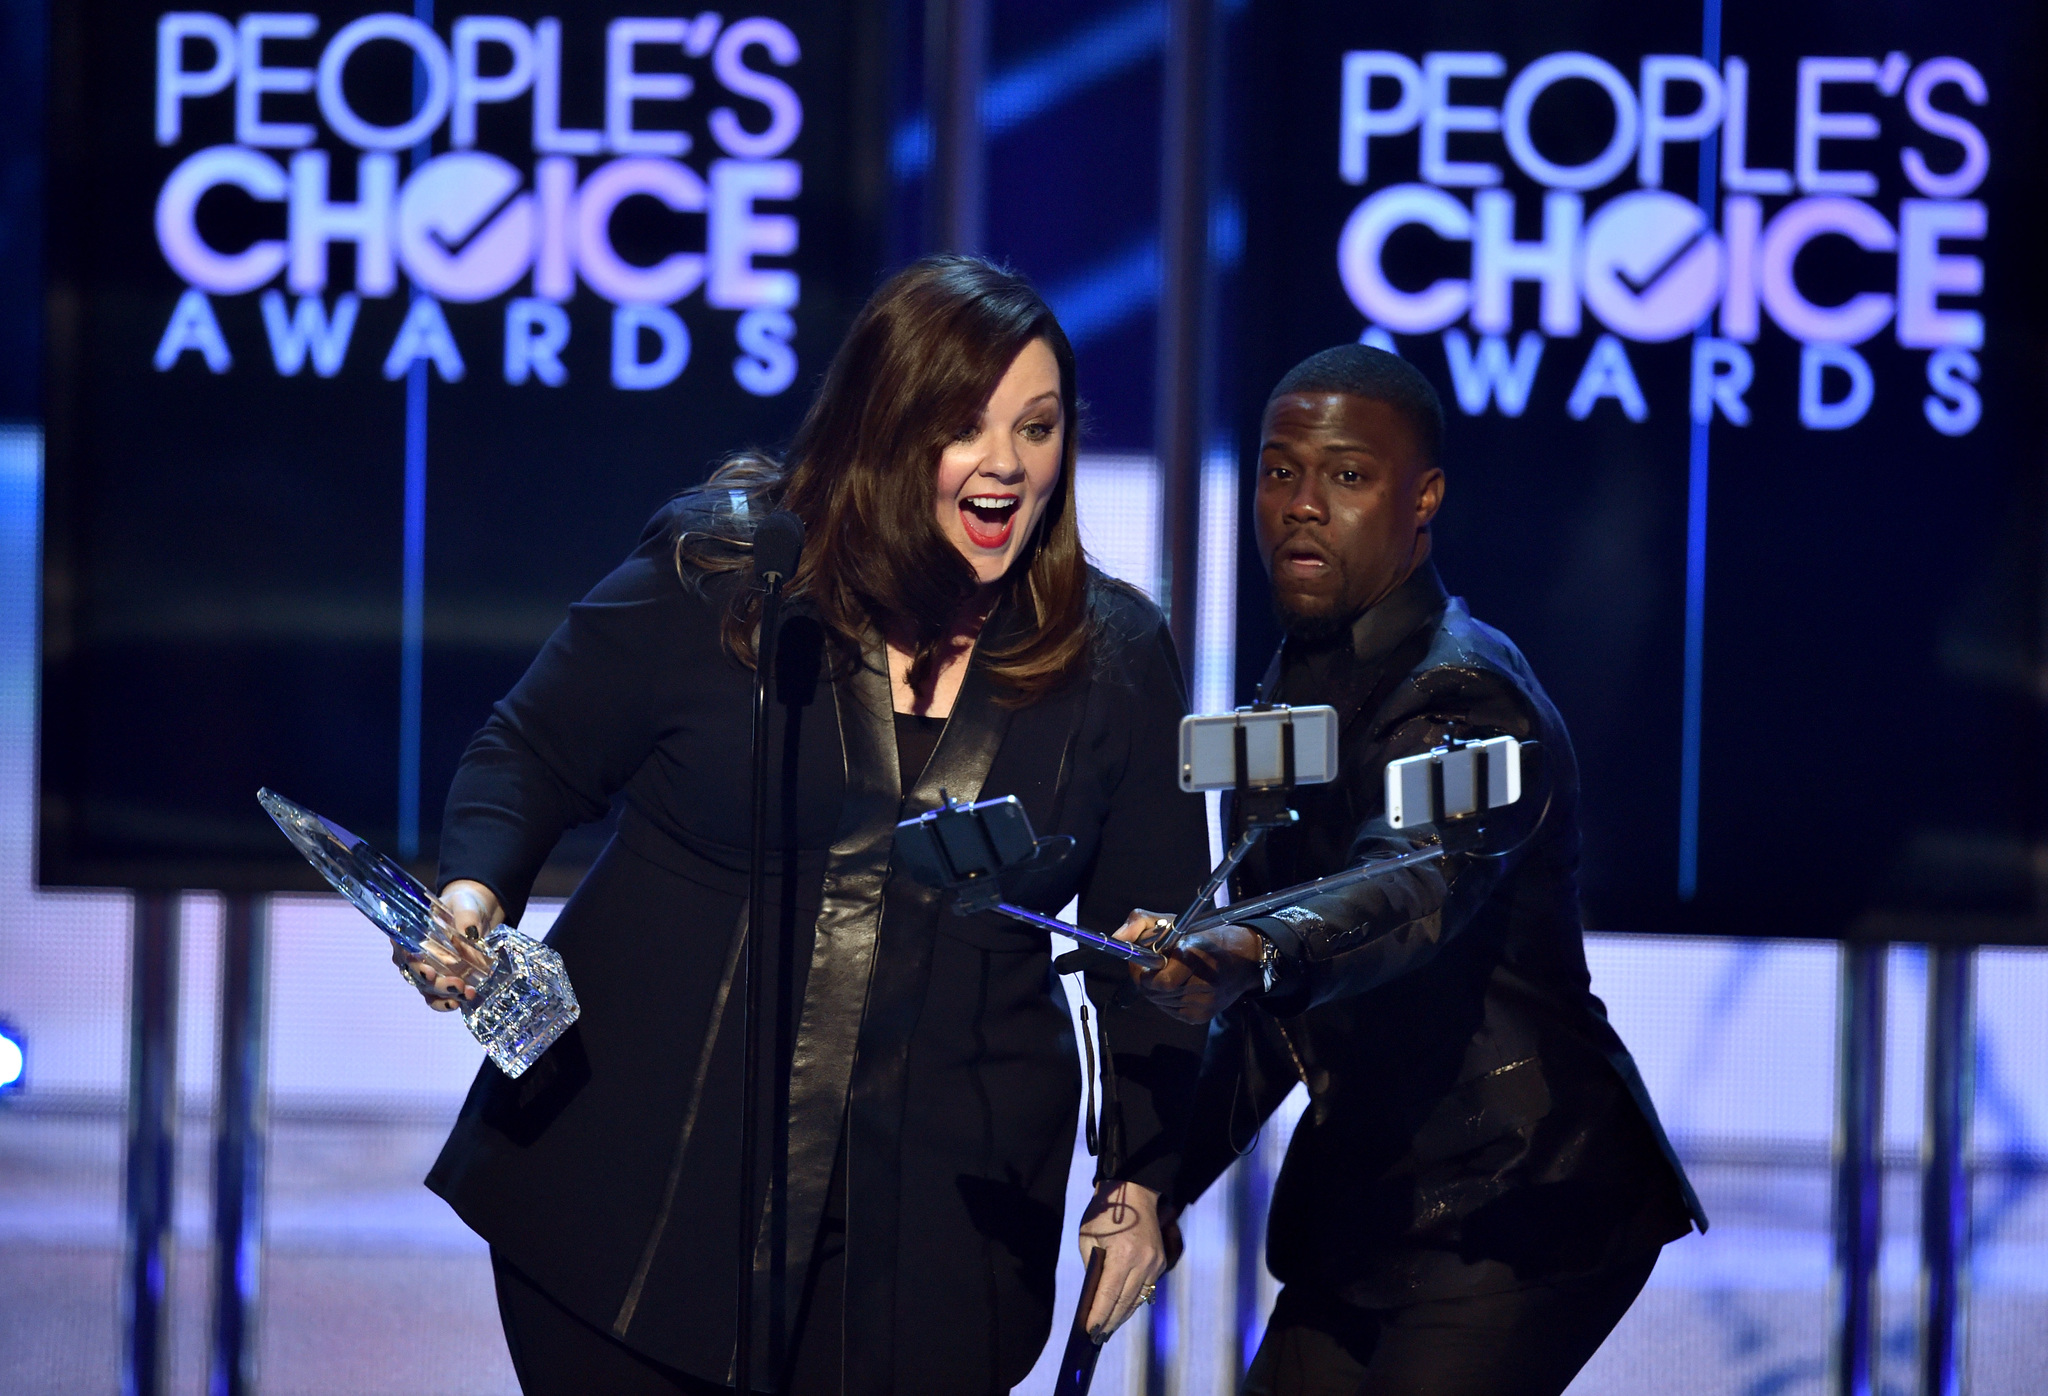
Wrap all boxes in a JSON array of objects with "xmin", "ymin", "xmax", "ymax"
[{"xmin": 1259, "ymin": 935, "xmax": 1282, "ymax": 993}]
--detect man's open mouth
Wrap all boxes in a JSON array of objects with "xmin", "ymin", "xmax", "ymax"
[
  {"xmin": 960, "ymin": 494, "xmax": 1020, "ymax": 548},
  {"xmin": 1276, "ymin": 536, "xmax": 1333, "ymax": 576}
]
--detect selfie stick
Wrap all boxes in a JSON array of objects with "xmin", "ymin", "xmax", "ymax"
[
  {"xmin": 1051, "ymin": 1249, "xmax": 1110, "ymax": 1396},
  {"xmin": 1171, "ymin": 843, "xmax": 1451, "ymax": 939},
  {"xmin": 894, "ymin": 794, "xmax": 1167, "ymax": 969},
  {"xmin": 1152, "ymin": 727, "xmax": 1535, "ymax": 945},
  {"xmin": 990, "ymin": 902, "xmax": 1166, "ymax": 969},
  {"xmin": 738, "ymin": 509, "xmax": 804, "ymax": 1395},
  {"xmin": 893, "ymin": 729, "xmax": 1525, "ymax": 971}
]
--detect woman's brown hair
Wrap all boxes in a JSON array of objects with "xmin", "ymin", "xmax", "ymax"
[{"xmin": 679, "ymin": 255, "xmax": 1090, "ymax": 703}]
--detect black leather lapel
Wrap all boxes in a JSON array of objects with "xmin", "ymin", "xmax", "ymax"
[
  {"xmin": 753, "ymin": 635, "xmax": 900, "ymax": 1376},
  {"xmin": 840, "ymin": 626, "xmax": 1013, "ymax": 1395}
]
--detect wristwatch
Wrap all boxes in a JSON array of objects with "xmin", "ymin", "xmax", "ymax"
[{"xmin": 1255, "ymin": 930, "xmax": 1283, "ymax": 995}]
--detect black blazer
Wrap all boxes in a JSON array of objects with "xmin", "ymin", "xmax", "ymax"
[
  {"xmin": 1174, "ymin": 561, "xmax": 1704, "ymax": 1307},
  {"xmin": 425, "ymin": 501, "xmax": 1211, "ymax": 1393}
]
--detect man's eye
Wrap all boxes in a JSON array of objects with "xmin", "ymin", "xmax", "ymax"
[{"xmin": 1336, "ymin": 470, "xmax": 1362, "ymax": 484}]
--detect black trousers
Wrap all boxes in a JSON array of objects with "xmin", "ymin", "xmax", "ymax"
[
  {"xmin": 492, "ymin": 1222, "xmax": 847, "ymax": 1396},
  {"xmin": 1243, "ymin": 1253, "xmax": 1658, "ymax": 1396},
  {"xmin": 494, "ymin": 1129, "xmax": 851, "ymax": 1396}
]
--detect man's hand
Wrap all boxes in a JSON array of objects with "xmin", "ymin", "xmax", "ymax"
[
  {"xmin": 1114, "ymin": 911, "xmax": 1264, "ymax": 1025},
  {"xmin": 1077, "ymin": 1179, "xmax": 1166, "ymax": 1338}
]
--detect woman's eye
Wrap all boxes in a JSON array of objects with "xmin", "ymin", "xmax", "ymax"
[
  {"xmin": 952, "ymin": 423, "xmax": 980, "ymax": 443},
  {"xmin": 1019, "ymin": 421, "xmax": 1053, "ymax": 442}
]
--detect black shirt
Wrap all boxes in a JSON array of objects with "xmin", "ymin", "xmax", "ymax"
[{"xmin": 893, "ymin": 709, "xmax": 946, "ymax": 795}]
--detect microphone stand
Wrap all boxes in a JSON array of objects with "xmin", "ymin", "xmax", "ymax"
[{"xmin": 737, "ymin": 514, "xmax": 801, "ymax": 1395}]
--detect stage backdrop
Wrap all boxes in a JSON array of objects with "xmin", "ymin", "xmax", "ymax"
[
  {"xmin": 42, "ymin": 2, "xmax": 889, "ymax": 889},
  {"xmin": 1231, "ymin": 0, "xmax": 2048, "ymax": 943}
]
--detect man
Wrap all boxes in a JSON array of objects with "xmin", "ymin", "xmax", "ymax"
[{"xmin": 1123, "ymin": 345, "xmax": 1705, "ymax": 1395}]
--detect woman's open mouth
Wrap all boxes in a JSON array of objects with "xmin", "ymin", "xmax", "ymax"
[{"xmin": 959, "ymin": 494, "xmax": 1020, "ymax": 549}]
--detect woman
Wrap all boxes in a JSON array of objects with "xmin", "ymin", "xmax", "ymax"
[{"xmin": 403, "ymin": 256, "xmax": 1212, "ymax": 1394}]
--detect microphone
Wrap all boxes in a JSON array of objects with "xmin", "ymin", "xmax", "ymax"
[
  {"xmin": 736, "ymin": 502, "xmax": 802, "ymax": 1392},
  {"xmin": 754, "ymin": 509, "xmax": 805, "ymax": 585}
]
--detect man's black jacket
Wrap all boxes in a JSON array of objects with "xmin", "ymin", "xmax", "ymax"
[{"xmin": 1172, "ymin": 561, "xmax": 1705, "ymax": 1307}]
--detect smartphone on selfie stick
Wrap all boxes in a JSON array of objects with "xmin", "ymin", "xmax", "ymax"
[{"xmin": 891, "ymin": 712, "xmax": 1530, "ymax": 971}]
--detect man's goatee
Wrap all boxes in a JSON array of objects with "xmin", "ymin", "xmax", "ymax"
[{"xmin": 1274, "ymin": 597, "xmax": 1357, "ymax": 645}]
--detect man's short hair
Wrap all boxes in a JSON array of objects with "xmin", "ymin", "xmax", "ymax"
[{"xmin": 1267, "ymin": 344, "xmax": 1445, "ymax": 468}]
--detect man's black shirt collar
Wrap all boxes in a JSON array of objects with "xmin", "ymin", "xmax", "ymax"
[{"xmin": 1342, "ymin": 559, "xmax": 1449, "ymax": 671}]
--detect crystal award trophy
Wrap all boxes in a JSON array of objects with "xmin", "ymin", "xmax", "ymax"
[{"xmin": 257, "ymin": 789, "xmax": 579, "ymax": 1078}]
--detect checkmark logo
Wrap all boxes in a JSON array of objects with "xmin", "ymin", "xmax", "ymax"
[
  {"xmin": 396, "ymin": 152, "xmax": 536, "ymax": 303},
  {"xmin": 1581, "ymin": 190, "xmax": 1726, "ymax": 343}
]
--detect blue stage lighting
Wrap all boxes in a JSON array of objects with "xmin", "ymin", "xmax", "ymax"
[{"xmin": 0, "ymin": 1018, "xmax": 24, "ymax": 1096}]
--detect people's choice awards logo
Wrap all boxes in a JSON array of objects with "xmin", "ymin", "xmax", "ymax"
[
  {"xmin": 1335, "ymin": 51, "xmax": 1989, "ymax": 434},
  {"xmin": 150, "ymin": 10, "xmax": 806, "ymax": 395}
]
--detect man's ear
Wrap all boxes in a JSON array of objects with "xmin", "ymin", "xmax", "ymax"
[{"xmin": 1416, "ymin": 467, "xmax": 1445, "ymax": 528}]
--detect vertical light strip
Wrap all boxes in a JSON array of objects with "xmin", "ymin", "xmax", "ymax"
[
  {"xmin": 1198, "ymin": 446, "xmax": 1239, "ymax": 866},
  {"xmin": 398, "ymin": 360, "xmax": 427, "ymax": 857},
  {"xmin": 1195, "ymin": 445, "xmax": 1239, "ymax": 716},
  {"xmin": 396, "ymin": 0, "xmax": 435, "ymax": 858},
  {"xmin": 1678, "ymin": 0, "xmax": 1723, "ymax": 900}
]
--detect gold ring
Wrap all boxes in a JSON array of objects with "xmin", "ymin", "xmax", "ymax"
[{"xmin": 1138, "ymin": 1282, "xmax": 1157, "ymax": 1305}]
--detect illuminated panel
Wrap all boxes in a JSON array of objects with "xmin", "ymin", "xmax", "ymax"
[
  {"xmin": 1074, "ymin": 450, "xmax": 1240, "ymax": 718},
  {"xmin": 40, "ymin": 3, "xmax": 888, "ymax": 888},
  {"xmin": 1232, "ymin": 0, "xmax": 2048, "ymax": 943},
  {"xmin": 1075, "ymin": 452, "xmax": 1161, "ymax": 599}
]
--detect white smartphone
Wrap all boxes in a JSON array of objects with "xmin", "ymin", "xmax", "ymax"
[
  {"xmin": 1384, "ymin": 734, "xmax": 1522, "ymax": 828},
  {"xmin": 1179, "ymin": 705, "xmax": 1342, "ymax": 792}
]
